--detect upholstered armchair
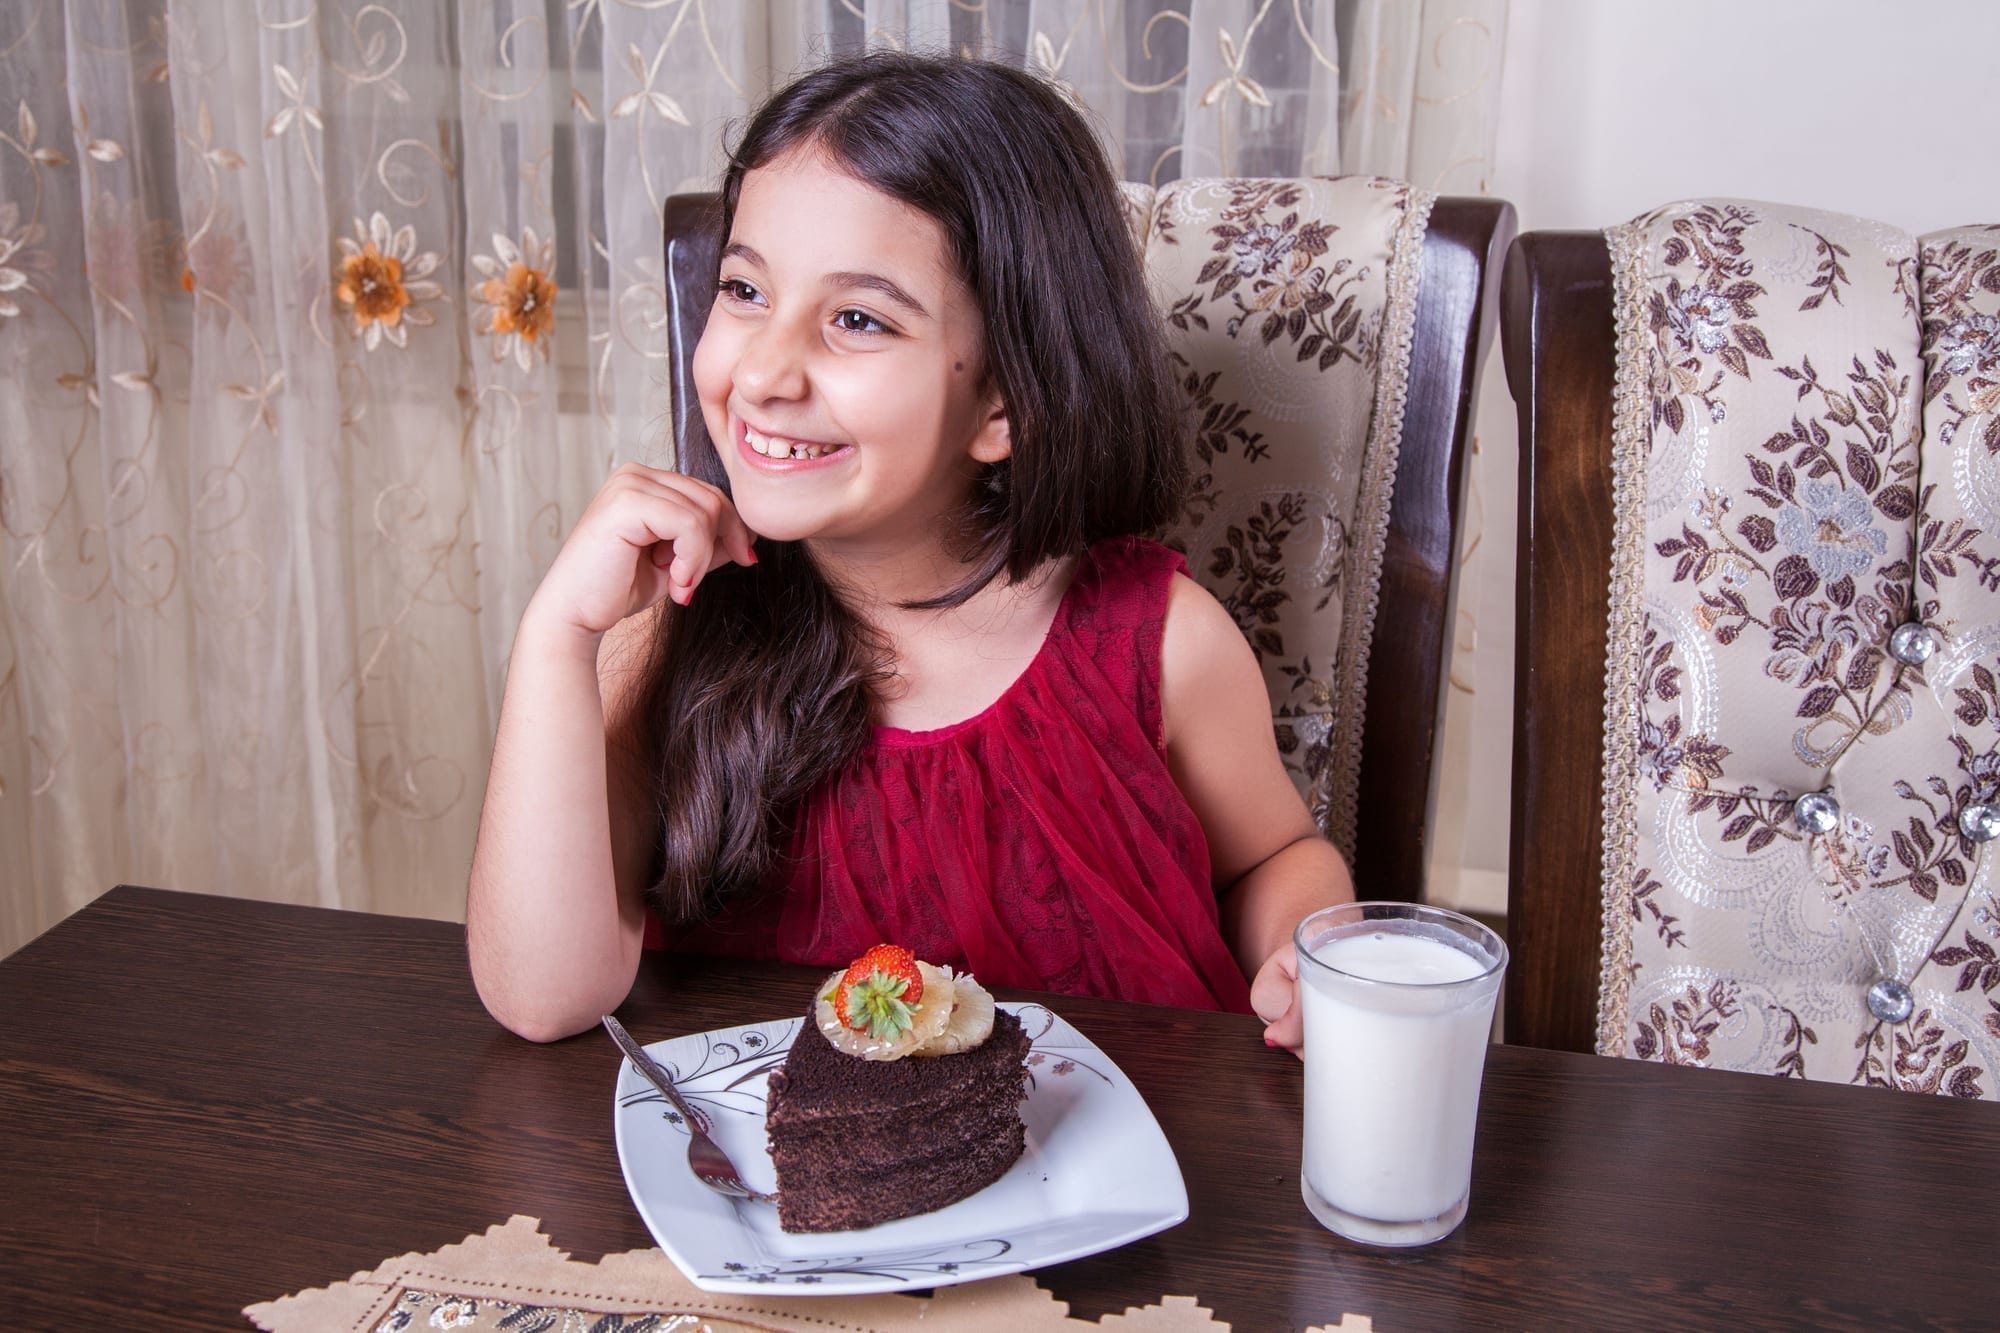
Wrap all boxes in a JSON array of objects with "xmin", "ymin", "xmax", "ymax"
[
  {"xmin": 666, "ymin": 180, "xmax": 1512, "ymax": 903},
  {"xmin": 1506, "ymin": 200, "xmax": 2000, "ymax": 1098}
]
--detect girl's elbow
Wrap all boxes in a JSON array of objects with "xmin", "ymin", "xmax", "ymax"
[
  {"xmin": 472, "ymin": 970, "xmax": 604, "ymax": 1043},
  {"xmin": 466, "ymin": 919, "xmax": 642, "ymax": 1043},
  {"xmin": 499, "ymin": 1002, "xmax": 594, "ymax": 1044}
]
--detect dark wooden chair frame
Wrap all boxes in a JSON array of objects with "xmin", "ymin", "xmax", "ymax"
[
  {"xmin": 1501, "ymin": 230, "xmax": 1618, "ymax": 1052},
  {"xmin": 664, "ymin": 189, "xmax": 1516, "ymax": 905}
]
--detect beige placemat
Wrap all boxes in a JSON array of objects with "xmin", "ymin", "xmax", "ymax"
[{"xmin": 244, "ymin": 1215, "xmax": 1373, "ymax": 1332}]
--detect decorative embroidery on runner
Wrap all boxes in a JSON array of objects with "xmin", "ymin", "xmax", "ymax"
[
  {"xmin": 1598, "ymin": 216, "xmax": 1658, "ymax": 1057},
  {"xmin": 1325, "ymin": 183, "xmax": 1438, "ymax": 859}
]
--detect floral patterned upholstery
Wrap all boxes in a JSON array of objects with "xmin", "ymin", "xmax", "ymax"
[
  {"xmin": 1600, "ymin": 200, "xmax": 2000, "ymax": 1096},
  {"xmin": 1120, "ymin": 178, "xmax": 1435, "ymax": 859}
]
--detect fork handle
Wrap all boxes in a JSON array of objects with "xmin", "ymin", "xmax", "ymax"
[{"xmin": 601, "ymin": 1014, "xmax": 710, "ymax": 1135}]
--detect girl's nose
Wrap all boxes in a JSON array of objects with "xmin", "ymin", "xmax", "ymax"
[{"xmin": 732, "ymin": 314, "xmax": 811, "ymax": 403}]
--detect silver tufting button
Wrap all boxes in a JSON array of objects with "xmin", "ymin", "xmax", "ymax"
[
  {"xmin": 1793, "ymin": 791, "xmax": 1840, "ymax": 835},
  {"xmin": 1959, "ymin": 801, "xmax": 2000, "ymax": 843},
  {"xmin": 1888, "ymin": 621, "xmax": 1938, "ymax": 667},
  {"xmin": 1866, "ymin": 978, "xmax": 1914, "ymax": 1024}
]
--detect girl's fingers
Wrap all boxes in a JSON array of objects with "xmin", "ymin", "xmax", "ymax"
[
  {"xmin": 598, "ymin": 491, "xmax": 710, "ymax": 607},
  {"xmin": 1250, "ymin": 944, "xmax": 1298, "ymax": 1021},
  {"xmin": 635, "ymin": 477, "xmax": 758, "ymax": 586},
  {"xmin": 655, "ymin": 476, "xmax": 756, "ymax": 573},
  {"xmin": 607, "ymin": 465, "xmax": 724, "ymax": 522},
  {"xmin": 1263, "ymin": 1004, "xmax": 1304, "ymax": 1058},
  {"xmin": 667, "ymin": 539, "xmax": 709, "ymax": 603},
  {"xmin": 569, "ymin": 464, "xmax": 753, "ymax": 613},
  {"xmin": 613, "ymin": 470, "xmax": 752, "ymax": 568},
  {"xmin": 1251, "ymin": 944, "xmax": 1304, "ymax": 1058},
  {"xmin": 717, "ymin": 510, "xmax": 760, "ymax": 569}
]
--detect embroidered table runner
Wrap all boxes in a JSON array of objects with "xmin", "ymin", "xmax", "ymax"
[{"xmin": 244, "ymin": 1215, "xmax": 1373, "ymax": 1332}]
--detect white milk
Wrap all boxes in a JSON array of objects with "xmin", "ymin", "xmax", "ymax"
[{"xmin": 1298, "ymin": 924, "xmax": 1501, "ymax": 1245}]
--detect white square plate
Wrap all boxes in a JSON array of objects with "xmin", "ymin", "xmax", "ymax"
[{"xmin": 611, "ymin": 1002, "xmax": 1187, "ymax": 1294}]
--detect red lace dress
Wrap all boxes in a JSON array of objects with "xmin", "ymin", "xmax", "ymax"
[{"xmin": 662, "ymin": 536, "xmax": 1254, "ymax": 1013}]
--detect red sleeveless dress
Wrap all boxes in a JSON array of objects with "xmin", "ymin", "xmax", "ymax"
[{"xmin": 665, "ymin": 536, "xmax": 1254, "ymax": 1013}]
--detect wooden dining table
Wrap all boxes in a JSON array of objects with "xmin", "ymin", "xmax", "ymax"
[{"xmin": 2, "ymin": 885, "xmax": 1996, "ymax": 1330}]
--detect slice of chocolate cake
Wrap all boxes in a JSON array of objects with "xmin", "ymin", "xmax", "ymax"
[{"xmin": 764, "ymin": 951, "xmax": 1033, "ymax": 1234}]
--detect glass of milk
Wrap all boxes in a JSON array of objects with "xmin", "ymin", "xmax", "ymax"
[{"xmin": 1294, "ymin": 902, "xmax": 1507, "ymax": 1246}]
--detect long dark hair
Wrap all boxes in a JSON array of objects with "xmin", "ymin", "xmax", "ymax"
[{"xmin": 637, "ymin": 51, "xmax": 1188, "ymax": 923}]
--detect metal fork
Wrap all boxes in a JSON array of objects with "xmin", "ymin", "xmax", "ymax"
[{"xmin": 602, "ymin": 1014, "xmax": 775, "ymax": 1203}]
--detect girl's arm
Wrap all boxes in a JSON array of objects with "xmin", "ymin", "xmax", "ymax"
[
  {"xmin": 466, "ymin": 465, "xmax": 755, "ymax": 1042},
  {"xmin": 1159, "ymin": 573, "xmax": 1356, "ymax": 1055}
]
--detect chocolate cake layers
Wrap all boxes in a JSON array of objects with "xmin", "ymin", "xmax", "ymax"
[{"xmin": 765, "ymin": 1004, "xmax": 1032, "ymax": 1233}]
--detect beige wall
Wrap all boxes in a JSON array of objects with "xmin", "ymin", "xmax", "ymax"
[{"xmin": 1426, "ymin": 0, "xmax": 2000, "ymax": 917}]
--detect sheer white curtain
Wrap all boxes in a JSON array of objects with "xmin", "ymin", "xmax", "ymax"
[{"xmin": 0, "ymin": 0, "xmax": 1505, "ymax": 957}]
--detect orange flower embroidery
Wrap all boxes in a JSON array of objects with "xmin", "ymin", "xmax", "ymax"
[
  {"xmin": 473, "ymin": 228, "xmax": 558, "ymax": 371},
  {"xmin": 334, "ymin": 212, "xmax": 441, "ymax": 351}
]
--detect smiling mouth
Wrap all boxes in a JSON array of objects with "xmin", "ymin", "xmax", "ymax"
[{"xmin": 743, "ymin": 424, "xmax": 850, "ymax": 461}]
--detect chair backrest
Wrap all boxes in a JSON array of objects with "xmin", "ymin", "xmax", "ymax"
[
  {"xmin": 665, "ymin": 183, "xmax": 1512, "ymax": 903},
  {"xmin": 1506, "ymin": 204, "xmax": 2000, "ymax": 1099}
]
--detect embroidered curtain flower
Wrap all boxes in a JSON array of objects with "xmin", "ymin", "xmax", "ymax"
[
  {"xmin": 334, "ymin": 211, "xmax": 441, "ymax": 351},
  {"xmin": 473, "ymin": 228, "xmax": 557, "ymax": 372},
  {"xmin": 86, "ymin": 190, "xmax": 177, "ymax": 307},
  {"xmin": 0, "ymin": 202, "xmax": 47, "ymax": 318},
  {"xmin": 183, "ymin": 210, "xmax": 248, "ymax": 310}
]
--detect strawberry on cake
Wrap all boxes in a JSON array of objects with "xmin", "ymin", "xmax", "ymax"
[{"xmin": 763, "ymin": 945, "xmax": 1033, "ymax": 1233}]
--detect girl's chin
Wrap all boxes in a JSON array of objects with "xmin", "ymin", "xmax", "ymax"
[{"xmin": 727, "ymin": 502, "xmax": 821, "ymax": 546}]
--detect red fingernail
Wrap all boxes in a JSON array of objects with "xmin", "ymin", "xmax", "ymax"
[
  {"xmin": 1264, "ymin": 1037, "xmax": 1277, "ymax": 1047},
  {"xmin": 746, "ymin": 547, "xmax": 759, "ymax": 565}
]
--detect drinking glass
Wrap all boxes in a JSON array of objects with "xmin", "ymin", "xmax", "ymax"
[{"xmin": 1294, "ymin": 901, "xmax": 1507, "ymax": 1246}]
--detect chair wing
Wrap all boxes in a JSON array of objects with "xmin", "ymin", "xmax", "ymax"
[
  {"xmin": 1503, "ymin": 231, "xmax": 1619, "ymax": 1054},
  {"xmin": 1508, "ymin": 202, "xmax": 2000, "ymax": 1099},
  {"xmin": 665, "ymin": 182, "xmax": 1513, "ymax": 905}
]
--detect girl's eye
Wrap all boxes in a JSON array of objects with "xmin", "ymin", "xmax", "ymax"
[
  {"xmin": 718, "ymin": 278, "xmax": 761, "ymax": 304},
  {"xmin": 835, "ymin": 308, "xmax": 887, "ymax": 334}
]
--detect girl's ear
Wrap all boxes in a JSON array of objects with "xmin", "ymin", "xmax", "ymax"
[{"xmin": 967, "ymin": 392, "xmax": 1012, "ymax": 465}]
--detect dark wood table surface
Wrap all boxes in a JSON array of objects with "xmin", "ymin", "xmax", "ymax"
[{"xmin": 3, "ymin": 887, "xmax": 1998, "ymax": 1330}]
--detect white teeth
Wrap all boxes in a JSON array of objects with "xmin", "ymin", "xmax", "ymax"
[{"xmin": 744, "ymin": 425, "xmax": 837, "ymax": 461}]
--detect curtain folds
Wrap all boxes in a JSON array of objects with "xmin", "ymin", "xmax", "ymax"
[{"xmin": 0, "ymin": 0, "xmax": 1505, "ymax": 957}]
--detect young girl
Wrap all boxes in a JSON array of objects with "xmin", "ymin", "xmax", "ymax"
[{"xmin": 466, "ymin": 51, "xmax": 1354, "ymax": 1050}]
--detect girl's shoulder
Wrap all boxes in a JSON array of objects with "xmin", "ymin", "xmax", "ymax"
[
  {"xmin": 1064, "ymin": 535, "xmax": 1188, "ymax": 630},
  {"xmin": 1078, "ymin": 533, "xmax": 1187, "ymax": 586},
  {"xmin": 1051, "ymin": 536, "xmax": 1200, "ymax": 748}
]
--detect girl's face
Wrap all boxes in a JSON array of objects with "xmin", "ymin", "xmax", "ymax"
[{"xmin": 693, "ymin": 147, "xmax": 1010, "ymax": 555}]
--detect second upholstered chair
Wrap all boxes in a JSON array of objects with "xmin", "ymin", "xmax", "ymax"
[{"xmin": 1507, "ymin": 201, "xmax": 2000, "ymax": 1098}]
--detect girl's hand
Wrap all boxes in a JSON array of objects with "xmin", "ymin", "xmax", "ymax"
[
  {"xmin": 1251, "ymin": 941, "xmax": 1304, "ymax": 1058},
  {"xmin": 531, "ymin": 463, "xmax": 758, "ymax": 638}
]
